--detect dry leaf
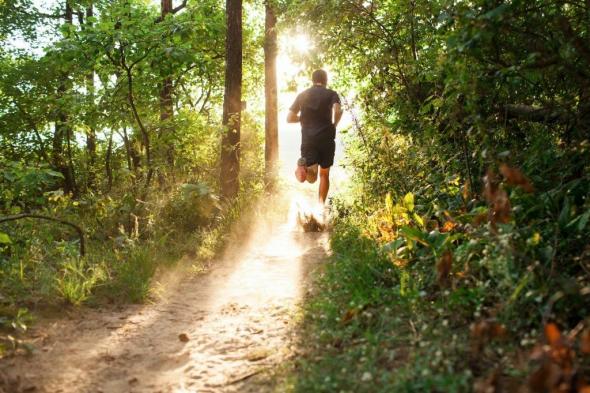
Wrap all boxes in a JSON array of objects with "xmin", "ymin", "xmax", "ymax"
[
  {"xmin": 499, "ymin": 164, "xmax": 534, "ymax": 193},
  {"xmin": 545, "ymin": 323, "xmax": 562, "ymax": 348},
  {"xmin": 462, "ymin": 180, "xmax": 472, "ymax": 201},
  {"xmin": 436, "ymin": 251, "xmax": 453, "ymax": 285},
  {"xmin": 580, "ymin": 329, "xmax": 590, "ymax": 354},
  {"xmin": 484, "ymin": 169, "xmax": 512, "ymax": 225},
  {"xmin": 340, "ymin": 308, "xmax": 358, "ymax": 324},
  {"xmin": 473, "ymin": 369, "xmax": 501, "ymax": 393},
  {"xmin": 441, "ymin": 221, "xmax": 457, "ymax": 233},
  {"xmin": 471, "ymin": 319, "xmax": 507, "ymax": 355}
]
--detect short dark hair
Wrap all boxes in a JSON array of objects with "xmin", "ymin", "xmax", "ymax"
[{"xmin": 312, "ymin": 69, "xmax": 328, "ymax": 85}]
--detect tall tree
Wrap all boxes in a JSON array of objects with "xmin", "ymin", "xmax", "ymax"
[
  {"xmin": 52, "ymin": 0, "xmax": 77, "ymax": 196},
  {"xmin": 220, "ymin": 0, "xmax": 242, "ymax": 198},
  {"xmin": 264, "ymin": 0, "xmax": 278, "ymax": 189},
  {"xmin": 84, "ymin": 4, "xmax": 97, "ymax": 189},
  {"xmin": 159, "ymin": 0, "xmax": 175, "ymax": 168}
]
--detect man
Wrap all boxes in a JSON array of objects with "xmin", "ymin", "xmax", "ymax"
[{"xmin": 287, "ymin": 69, "xmax": 343, "ymax": 204}]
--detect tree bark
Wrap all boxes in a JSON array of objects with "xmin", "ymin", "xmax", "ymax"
[
  {"xmin": 105, "ymin": 130, "xmax": 114, "ymax": 192},
  {"xmin": 159, "ymin": 0, "xmax": 175, "ymax": 168},
  {"xmin": 409, "ymin": 0, "xmax": 418, "ymax": 61},
  {"xmin": 264, "ymin": 0, "xmax": 279, "ymax": 189},
  {"xmin": 220, "ymin": 0, "xmax": 242, "ymax": 198},
  {"xmin": 85, "ymin": 4, "xmax": 97, "ymax": 189},
  {"xmin": 53, "ymin": 0, "xmax": 77, "ymax": 196}
]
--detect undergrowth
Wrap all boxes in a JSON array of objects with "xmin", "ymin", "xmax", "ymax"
[{"xmin": 289, "ymin": 134, "xmax": 590, "ymax": 392}]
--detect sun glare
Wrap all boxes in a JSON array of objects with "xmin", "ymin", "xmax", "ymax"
[
  {"xmin": 292, "ymin": 34, "xmax": 313, "ymax": 53},
  {"xmin": 276, "ymin": 33, "xmax": 314, "ymax": 84}
]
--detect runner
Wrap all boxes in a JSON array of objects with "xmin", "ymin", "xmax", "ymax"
[{"xmin": 287, "ymin": 69, "xmax": 343, "ymax": 204}]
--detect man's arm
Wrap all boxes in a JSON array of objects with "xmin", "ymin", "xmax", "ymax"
[
  {"xmin": 333, "ymin": 103, "xmax": 343, "ymax": 127},
  {"xmin": 287, "ymin": 110, "xmax": 300, "ymax": 123}
]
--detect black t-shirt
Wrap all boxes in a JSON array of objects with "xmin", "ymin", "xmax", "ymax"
[{"xmin": 290, "ymin": 85, "xmax": 341, "ymax": 139}]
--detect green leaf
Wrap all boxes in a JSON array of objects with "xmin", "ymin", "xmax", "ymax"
[
  {"xmin": 412, "ymin": 213, "xmax": 424, "ymax": 229},
  {"xmin": 558, "ymin": 198, "xmax": 571, "ymax": 228},
  {"xmin": 382, "ymin": 237, "xmax": 404, "ymax": 254},
  {"xmin": 577, "ymin": 210, "xmax": 590, "ymax": 232},
  {"xmin": 482, "ymin": 4, "xmax": 510, "ymax": 20},
  {"xmin": 403, "ymin": 192, "xmax": 414, "ymax": 212},
  {"xmin": 399, "ymin": 226, "xmax": 430, "ymax": 247},
  {"xmin": 0, "ymin": 232, "xmax": 11, "ymax": 244},
  {"xmin": 385, "ymin": 193, "xmax": 393, "ymax": 212}
]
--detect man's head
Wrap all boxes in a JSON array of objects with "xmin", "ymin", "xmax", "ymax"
[{"xmin": 312, "ymin": 69, "xmax": 328, "ymax": 86}]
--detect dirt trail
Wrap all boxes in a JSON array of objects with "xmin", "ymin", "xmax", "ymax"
[{"xmin": 1, "ymin": 191, "xmax": 330, "ymax": 393}]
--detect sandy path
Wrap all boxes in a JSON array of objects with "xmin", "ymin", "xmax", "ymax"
[{"xmin": 0, "ymin": 193, "xmax": 330, "ymax": 393}]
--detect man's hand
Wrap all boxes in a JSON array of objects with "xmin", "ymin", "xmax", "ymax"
[
  {"xmin": 287, "ymin": 110, "xmax": 300, "ymax": 123},
  {"xmin": 333, "ymin": 103, "xmax": 343, "ymax": 127}
]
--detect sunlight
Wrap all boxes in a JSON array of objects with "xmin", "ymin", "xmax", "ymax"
[
  {"xmin": 276, "ymin": 33, "xmax": 313, "ymax": 82},
  {"xmin": 292, "ymin": 34, "xmax": 313, "ymax": 53}
]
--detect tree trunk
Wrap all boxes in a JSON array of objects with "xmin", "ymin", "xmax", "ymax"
[
  {"xmin": 159, "ymin": 0, "xmax": 175, "ymax": 169},
  {"xmin": 53, "ymin": 1, "xmax": 77, "ymax": 196},
  {"xmin": 264, "ymin": 0, "xmax": 279, "ymax": 189},
  {"xmin": 409, "ymin": 0, "xmax": 418, "ymax": 61},
  {"xmin": 85, "ymin": 4, "xmax": 97, "ymax": 189},
  {"xmin": 220, "ymin": 0, "xmax": 242, "ymax": 198},
  {"xmin": 105, "ymin": 130, "xmax": 114, "ymax": 192}
]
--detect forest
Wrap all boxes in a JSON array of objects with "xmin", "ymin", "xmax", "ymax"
[{"xmin": 1, "ymin": 0, "xmax": 590, "ymax": 392}]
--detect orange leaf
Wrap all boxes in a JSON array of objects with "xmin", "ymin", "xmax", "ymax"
[
  {"xmin": 499, "ymin": 163, "xmax": 534, "ymax": 193},
  {"xmin": 581, "ymin": 329, "xmax": 590, "ymax": 354},
  {"xmin": 340, "ymin": 308, "xmax": 358, "ymax": 324},
  {"xmin": 441, "ymin": 221, "xmax": 457, "ymax": 233},
  {"xmin": 545, "ymin": 323, "xmax": 562, "ymax": 348},
  {"xmin": 436, "ymin": 251, "xmax": 452, "ymax": 284},
  {"xmin": 462, "ymin": 180, "xmax": 471, "ymax": 201}
]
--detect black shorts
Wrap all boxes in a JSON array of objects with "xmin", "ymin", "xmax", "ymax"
[{"xmin": 301, "ymin": 128, "xmax": 336, "ymax": 169}]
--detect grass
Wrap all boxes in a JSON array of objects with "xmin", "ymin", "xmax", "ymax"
[
  {"xmin": 286, "ymin": 222, "xmax": 473, "ymax": 392},
  {"xmin": 283, "ymin": 195, "xmax": 590, "ymax": 392},
  {"xmin": 0, "ymin": 181, "xmax": 261, "ymax": 357}
]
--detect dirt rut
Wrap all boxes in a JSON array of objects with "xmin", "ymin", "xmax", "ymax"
[{"xmin": 1, "ymin": 195, "xmax": 329, "ymax": 393}]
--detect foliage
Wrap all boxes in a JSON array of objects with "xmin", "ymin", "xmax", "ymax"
[
  {"xmin": 283, "ymin": 0, "xmax": 590, "ymax": 390},
  {"xmin": 0, "ymin": 0, "xmax": 267, "ymax": 342}
]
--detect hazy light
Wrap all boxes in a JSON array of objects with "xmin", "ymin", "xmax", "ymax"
[{"xmin": 292, "ymin": 34, "xmax": 313, "ymax": 53}]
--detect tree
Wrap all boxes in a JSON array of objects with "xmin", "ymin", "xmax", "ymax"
[
  {"xmin": 84, "ymin": 3, "xmax": 97, "ymax": 189},
  {"xmin": 220, "ymin": 0, "xmax": 242, "ymax": 198},
  {"xmin": 52, "ymin": 0, "xmax": 78, "ymax": 196},
  {"xmin": 159, "ymin": 0, "xmax": 175, "ymax": 168},
  {"xmin": 264, "ymin": 0, "xmax": 278, "ymax": 189}
]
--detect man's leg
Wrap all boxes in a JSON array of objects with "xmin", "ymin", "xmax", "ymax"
[
  {"xmin": 306, "ymin": 164, "xmax": 318, "ymax": 183},
  {"xmin": 295, "ymin": 158, "xmax": 307, "ymax": 183},
  {"xmin": 319, "ymin": 166, "xmax": 330, "ymax": 204}
]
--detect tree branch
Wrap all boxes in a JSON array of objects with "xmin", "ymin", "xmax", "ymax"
[
  {"xmin": 504, "ymin": 104, "xmax": 569, "ymax": 124},
  {"xmin": 559, "ymin": 16, "xmax": 590, "ymax": 65},
  {"xmin": 0, "ymin": 214, "xmax": 85, "ymax": 256},
  {"xmin": 155, "ymin": 0, "xmax": 188, "ymax": 23},
  {"xmin": 171, "ymin": 0, "xmax": 188, "ymax": 14}
]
